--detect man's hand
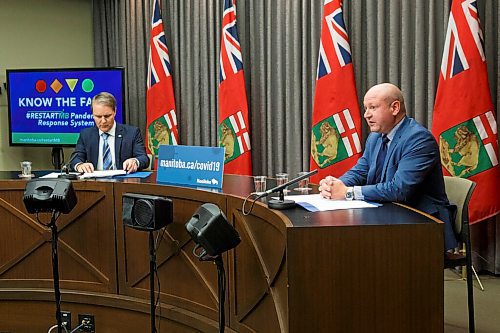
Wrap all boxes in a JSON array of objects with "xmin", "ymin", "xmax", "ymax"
[
  {"xmin": 77, "ymin": 162, "xmax": 95, "ymax": 174},
  {"xmin": 318, "ymin": 176, "xmax": 348, "ymax": 200},
  {"xmin": 123, "ymin": 158, "xmax": 139, "ymax": 173}
]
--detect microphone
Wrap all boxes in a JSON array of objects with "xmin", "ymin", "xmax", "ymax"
[
  {"xmin": 266, "ymin": 169, "xmax": 318, "ymax": 210},
  {"xmin": 58, "ymin": 152, "xmax": 81, "ymax": 180}
]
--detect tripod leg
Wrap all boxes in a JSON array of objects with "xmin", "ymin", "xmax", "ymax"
[{"xmin": 471, "ymin": 266, "xmax": 484, "ymax": 291}]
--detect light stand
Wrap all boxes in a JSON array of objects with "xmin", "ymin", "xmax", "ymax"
[
  {"xmin": 122, "ymin": 193, "xmax": 173, "ymax": 333},
  {"xmin": 23, "ymin": 179, "xmax": 77, "ymax": 333},
  {"xmin": 192, "ymin": 250, "xmax": 226, "ymax": 333},
  {"xmin": 149, "ymin": 231, "xmax": 157, "ymax": 333},
  {"xmin": 215, "ymin": 256, "xmax": 225, "ymax": 333},
  {"xmin": 185, "ymin": 203, "xmax": 241, "ymax": 333},
  {"xmin": 49, "ymin": 211, "xmax": 63, "ymax": 333}
]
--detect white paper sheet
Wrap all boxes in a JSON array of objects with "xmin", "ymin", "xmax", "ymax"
[
  {"xmin": 40, "ymin": 172, "xmax": 80, "ymax": 179},
  {"xmin": 80, "ymin": 170, "xmax": 126, "ymax": 179},
  {"xmin": 40, "ymin": 170, "xmax": 127, "ymax": 179},
  {"xmin": 282, "ymin": 194, "xmax": 380, "ymax": 212}
]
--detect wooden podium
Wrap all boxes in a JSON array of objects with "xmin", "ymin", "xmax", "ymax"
[{"xmin": 0, "ymin": 172, "xmax": 443, "ymax": 332}]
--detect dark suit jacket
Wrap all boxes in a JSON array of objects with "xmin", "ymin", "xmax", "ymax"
[
  {"xmin": 70, "ymin": 123, "xmax": 150, "ymax": 171},
  {"xmin": 340, "ymin": 117, "xmax": 457, "ymax": 250}
]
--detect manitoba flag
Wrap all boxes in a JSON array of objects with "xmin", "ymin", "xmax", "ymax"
[
  {"xmin": 432, "ymin": 0, "xmax": 500, "ymax": 223},
  {"xmin": 309, "ymin": 0, "xmax": 362, "ymax": 184},
  {"xmin": 218, "ymin": 0, "xmax": 252, "ymax": 175},
  {"xmin": 146, "ymin": 0, "xmax": 179, "ymax": 159}
]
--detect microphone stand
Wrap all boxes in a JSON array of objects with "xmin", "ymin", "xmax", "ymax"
[
  {"xmin": 267, "ymin": 189, "xmax": 295, "ymax": 209},
  {"xmin": 58, "ymin": 152, "xmax": 80, "ymax": 180},
  {"xmin": 266, "ymin": 169, "xmax": 318, "ymax": 210}
]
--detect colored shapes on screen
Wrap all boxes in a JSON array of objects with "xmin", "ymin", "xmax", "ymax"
[
  {"xmin": 65, "ymin": 79, "xmax": 78, "ymax": 92},
  {"xmin": 51, "ymin": 79, "xmax": 63, "ymax": 93},
  {"xmin": 82, "ymin": 79, "xmax": 94, "ymax": 93},
  {"xmin": 35, "ymin": 80, "xmax": 47, "ymax": 93}
]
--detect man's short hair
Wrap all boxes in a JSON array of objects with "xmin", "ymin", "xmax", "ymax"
[{"xmin": 91, "ymin": 92, "xmax": 117, "ymax": 112}]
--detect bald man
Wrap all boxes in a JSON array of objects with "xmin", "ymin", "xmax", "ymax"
[{"xmin": 319, "ymin": 83, "xmax": 457, "ymax": 251}]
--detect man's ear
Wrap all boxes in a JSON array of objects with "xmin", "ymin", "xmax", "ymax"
[{"xmin": 391, "ymin": 100, "xmax": 400, "ymax": 115}]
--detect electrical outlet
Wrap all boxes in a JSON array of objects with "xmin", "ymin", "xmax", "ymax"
[
  {"xmin": 61, "ymin": 311, "xmax": 71, "ymax": 330},
  {"xmin": 77, "ymin": 314, "xmax": 95, "ymax": 332}
]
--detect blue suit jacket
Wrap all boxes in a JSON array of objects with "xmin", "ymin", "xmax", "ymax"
[
  {"xmin": 340, "ymin": 117, "xmax": 457, "ymax": 250},
  {"xmin": 70, "ymin": 123, "xmax": 150, "ymax": 171}
]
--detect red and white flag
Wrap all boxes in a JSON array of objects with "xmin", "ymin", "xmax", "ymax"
[
  {"xmin": 432, "ymin": 0, "xmax": 500, "ymax": 223},
  {"xmin": 218, "ymin": 0, "xmax": 252, "ymax": 175},
  {"xmin": 146, "ymin": 0, "xmax": 179, "ymax": 161},
  {"xmin": 309, "ymin": 0, "xmax": 362, "ymax": 184}
]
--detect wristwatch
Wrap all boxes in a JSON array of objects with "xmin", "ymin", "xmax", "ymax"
[{"xmin": 345, "ymin": 187, "xmax": 354, "ymax": 201}]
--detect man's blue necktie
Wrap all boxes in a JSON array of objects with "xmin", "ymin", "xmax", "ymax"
[
  {"xmin": 375, "ymin": 135, "xmax": 390, "ymax": 183},
  {"xmin": 102, "ymin": 132, "xmax": 113, "ymax": 170}
]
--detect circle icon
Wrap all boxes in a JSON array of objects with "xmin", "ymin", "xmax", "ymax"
[
  {"xmin": 82, "ymin": 79, "xmax": 95, "ymax": 93},
  {"xmin": 35, "ymin": 80, "xmax": 47, "ymax": 93}
]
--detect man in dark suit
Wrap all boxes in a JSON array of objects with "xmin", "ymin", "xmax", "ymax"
[
  {"xmin": 319, "ymin": 83, "xmax": 457, "ymax": 251},
  {"xmin": 70, "ymin": 92, "xmax": 149, "ymax": 173}
]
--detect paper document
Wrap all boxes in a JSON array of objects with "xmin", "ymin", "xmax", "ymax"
[
  {"xmin": 80, "ymin": 170, "xmax": 126, "ymax": 179},
  {"xmin": 40, "ymin": 172, "xmax": 81, "ymax": 179},
  {"xmin": 283, "ymin": 194, "xmax": 380, "ymax": 212}
]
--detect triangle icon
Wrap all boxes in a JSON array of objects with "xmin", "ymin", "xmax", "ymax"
[{"xmin": 66, "ymin": 79, "xmax": 79, "ymax": 92}]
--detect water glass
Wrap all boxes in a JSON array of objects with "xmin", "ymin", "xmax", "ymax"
[
  {"xmin": 296, "ymin": 171, "xmax": 311, "ymax": 192},
  {"xmin": 276, "ymin": 173, "xmax": 289, "ymax": 193},
  {"xmin": 253, "ymin": 176, "xmax": 267, "ymax": 194},
  {"xmin": 20, "ymin": 161, "xmax": 32, "ymax": 178}
]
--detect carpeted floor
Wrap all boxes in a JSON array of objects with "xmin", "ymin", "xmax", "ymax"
[{"xmin": 445, "ymin": 269, "xmax": 500, "ymax": 333}]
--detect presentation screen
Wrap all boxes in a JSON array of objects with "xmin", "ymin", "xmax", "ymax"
[{"xmin": 6, "ymin": 67, "xmax": 125, "ymax": 147}]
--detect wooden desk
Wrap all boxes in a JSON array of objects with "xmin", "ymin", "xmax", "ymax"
[{"xmin": 0, "ymin": 172, "xmax": 443, "ymax": 332}]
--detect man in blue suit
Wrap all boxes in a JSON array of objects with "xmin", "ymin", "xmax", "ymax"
[
  {"xmin": 319, "ymin": 83, "xmax": 457, "ymax": 251},
  {"xmin": 70, "ymin": 92, "xmax": 149, "ymax": 173}
]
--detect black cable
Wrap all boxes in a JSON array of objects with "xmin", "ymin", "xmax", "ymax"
[
  {"xmin": 69, "ymin": 322, "xmax": 85, "ymax": 333},
  {"xmin": 36, "ymin": 211, "xmax": 61, "ymax": 227},
  {"xmin": 153, "ymin": 229, "xmax": 165, "ymax": 333},
  {"xmin": 242, "ymin": 192, "xmax": 266, "ymax": 216}
]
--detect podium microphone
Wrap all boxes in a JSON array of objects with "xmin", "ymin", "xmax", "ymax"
[
  {"xmin": 58, "ymin": 152, "xmax": 80, "ymax": 180},
  {"xmin": 266, "ymin": 169, "xmax": 318, "ymax": 210}
]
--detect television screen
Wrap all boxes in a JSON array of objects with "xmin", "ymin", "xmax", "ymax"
[{"xmin": 6, "ymin": 67, "xmax": 125, "ymax": 147}]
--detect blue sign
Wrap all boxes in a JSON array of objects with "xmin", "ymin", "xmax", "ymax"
[{"xmin": 156, "ymin": 145, "xmax": 225, "ymax": 189}]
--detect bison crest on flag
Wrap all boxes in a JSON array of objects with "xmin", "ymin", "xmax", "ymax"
[
  {"xmin": 311, "ymin": 109, "xmax": 361, "ymax": 168},
  {"xmin": 147, "ymin": 110, "xmax": 178, "ymax": 156},
  {"xmin": 218, "ymin": 110, "xmax": 251, "ymax": 163},
  {"xmin": 439, "ymin": 111, "xmax": 499, "ymax": 178}
]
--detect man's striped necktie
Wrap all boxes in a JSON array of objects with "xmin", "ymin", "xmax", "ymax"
[{"xmin": 102, "ymin": 132, "xmax": 113, "ymax": 170}]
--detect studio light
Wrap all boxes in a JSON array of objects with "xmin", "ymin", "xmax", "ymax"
[
  {"xmin": 23, "ymin": 179, "xmax": 77, "ymax": 214},
  {"xmin": 185, "ymin": 203, "xmax": 240, "ymax": 333},
  {"xmin": 22, "ymin": 178, "xmax": 78, "ymax": 333},
  {"xmin": 122, "ymin": 193, "xmax": 173, "ymax": 231},
  {"xmin": 185, "ymin": 203, "xmax": 240, "ymax": 257},
  {"xmin": 122, "ymin": 193, "xmax": 173, "ymax": 333}
]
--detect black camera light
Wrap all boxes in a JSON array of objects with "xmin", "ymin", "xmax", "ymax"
[
  {"xmin": 23, "ymin": 178, "xmax": 77, "ymax": 214},
  {"xmin": 185, "ymin": 203, "xmax": 240, "ymax": 257},
  {"xmin": 122, "ymin": 193, "xmax": 173, "ymax": 231}
]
